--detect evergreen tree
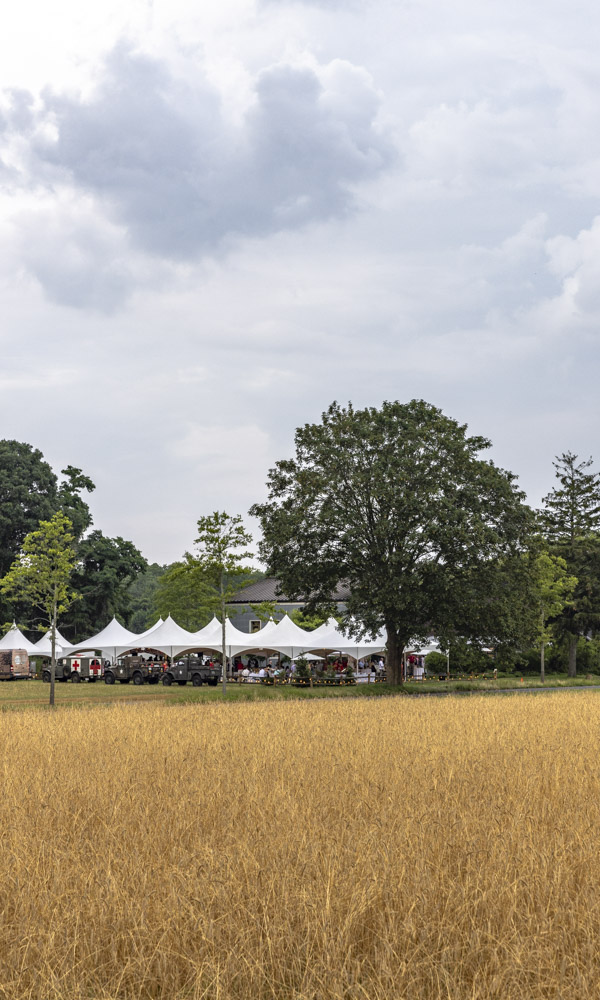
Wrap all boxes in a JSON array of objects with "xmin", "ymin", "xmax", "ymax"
[
  {"xmin": 542, "ymin": 452, "xmax": 600, "ymax": 543},
  {"xmin": 540, "ymin": 453, "xmax": 600, "ymax": 676}
]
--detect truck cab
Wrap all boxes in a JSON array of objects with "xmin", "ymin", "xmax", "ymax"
[
  {"xmin": 162, "ymin": 654, "xmax": 221, "ymax": 687},
  {"xmin": 104, "ymin": 655, "xmax": 163, "ymax": 686}
]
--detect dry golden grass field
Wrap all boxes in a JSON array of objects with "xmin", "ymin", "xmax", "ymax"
[{"xmin": 1, "ymin": 692, "xmax": 599, "ymax": 1000}]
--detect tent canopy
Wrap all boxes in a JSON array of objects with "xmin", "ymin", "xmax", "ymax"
[
  {"xmin": 33, "ymin": 627, "xmax": 70, "ymax": 657},
  {"xmin": 64, "ymin": 617, "xmax": 139, "ymax": 657},
  {"xmin": 115, "ymin": 615, "xmax": 196, "ymax": 656},
  {"xmin": 0, "ymin": 624, "xmax": 42, "ymax": 655}
]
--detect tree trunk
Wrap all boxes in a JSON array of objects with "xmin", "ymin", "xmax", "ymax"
[
  {"xmin": 221, "ymin": 575, "xmax": 227, "ymax": 695},
  {"xmin": 385, "ymin": 626, "xmax": 403, "ymax": 686},
  {"xmin": 540, "ymin": 640, "xmax": 545, "ymax": 684},
  {"xmin": 50, "ymin": 600, "xmax": 57, "ymax": 708},
  {"xmin": 568, "ymin": 633, "xmax": 577, "ymax": 678}
]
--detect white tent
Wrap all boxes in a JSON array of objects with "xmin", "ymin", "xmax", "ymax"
[
  {"xmin": 187, "ymin": 617, "xmax": 222, "ymax": 646},
  {"xmin": 33, "ymin": 627, "xmax": 70, "ymax": 657},
  {"xmin": 64, "ymin": 617, "xmax": 139, "ymax": 663},
  {"xmin": 308, "ymin": 617, "xmax": 340, "ymax": 640},
  {"xmin": 135, "ymin": 618, "xmax": 164, "ymax": 639},
  {"xmin": 0, "ymin": 624, "xmax": 41, "ymax": 655},
  {"xmin": 233, "ymin": 614, "xmax": 314, "ymax": 658},
  {"xmin": 214, "ymin": 619, "xmax": 267, "ymax": 656},
  {"xmin": 184, "ymin": 618, "xmax": 278, "ymax": 662},
  {"xmin": 38, "ymin": 626, "xmax": 70, "ymax": 647},
  {"xmin": 304, "ymin": 621, "xmax": 387, "ymax": 660},
  {"xmin": 115, "ymin": 615, "xmax": 197, "ymax": 659}
]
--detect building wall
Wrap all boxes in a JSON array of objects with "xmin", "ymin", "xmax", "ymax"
[{"xmin": 229, "ymin": 604, "xmax": 305, "ymax": 633}]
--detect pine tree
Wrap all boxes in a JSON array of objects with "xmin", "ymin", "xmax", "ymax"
[
  {"xmin": 542, "ymin": 452, "xmax": 600, "ymax": 544},
  {"xmin": 541, "ymin": 453, "xmax": 600, "ymax": 676}
]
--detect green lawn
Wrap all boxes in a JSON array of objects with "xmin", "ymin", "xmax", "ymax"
[
  {"xmin": 0, "ymin": 673, "xmax": 598, "ymax": 711},
  {"xmin": 403, "ymin": 673, "xmax": 600, "ymax": 694}
]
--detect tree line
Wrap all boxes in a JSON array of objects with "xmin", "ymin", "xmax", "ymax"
[
  {"xmin": 250, "ymin": 400, "xmax": 600, "ymax": 683},
  {"xmin": 2, "ymin": 399, "xmax": 600, "ymax": 683},
  {"xmin": 0, "ymin": 442, "xmax": 147, "ymax": 638}
]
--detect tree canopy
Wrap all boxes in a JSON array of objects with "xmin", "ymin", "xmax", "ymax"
[
  {"xmin": 0, "ymin": 440, "xmax": 58, "ymax": 578},
  {"xmin": 127, "ymin": 562, "xmax": 167, "ymax": 632},
  {"xmin": 195, "ymin": 512, "xmax": 253, "ymax": 692},
  {"xmin": 0, "ymin": 512, "xmax": 79, "ymax": 705},
  {"xmin": 251, "ymin": 399, "xmax": 535, "ymax": 683},
  {"xmin": 58, "ymin": 466, "xmax": 95, "ymax": 540},
  {"xmin": 540, "ymin": 452, "xmax": 600, "ymax": 676},
  {"xmin": 151, "ymin": 555, "xmax": 221, "ymax": 631},
  {"xmin": 62, "ymin": 531, "xmax": 147, "ymax": 640}
]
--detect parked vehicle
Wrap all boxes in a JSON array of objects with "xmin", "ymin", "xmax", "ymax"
[
  {"xmin": 0, "ymin": 649, "xmax": 33, "ymax": 681},
  {"xmin": 42, "ymin": 657, "xmax": 103, "ymax": 683},
  {"xmin": 162, "ymin": 654, "xmax": 220, "ymax": 687},
  {"xmin": 104, "ymin": 655, "xmax": 163, "ymax": 686}
]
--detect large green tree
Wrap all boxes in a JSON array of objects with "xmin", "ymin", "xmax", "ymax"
[
  {"xmin": 540, "ymin": 452, "xmax": 600, "ymax": 676},
  {"xmin": 58, "ymin": 466, "xmax": 95, "ymax": 540},
  {"xmin": 62, "ymin": 531, "xmax": 147, "ymax": 639},
  {"xmin": 527, "ymin": 547, "xmax": 577, "ymax": 682},
  {"xmin": 152, "ymin": 555, "xmax": 221, "ymax": 630},
  {"xmin": 0, "ymin": 512, "xmax": 79, "ymax": 706},
  {"xmin": 128, "ymin": 562, "xmax": 167, "ymax": 632},
  {"xmin": 0, "ymin": 440, "xmax": 58, "ymax": 578},
  {"xmin": 250, "ymin": 399, "xmax": 535, "ymax": 684}
]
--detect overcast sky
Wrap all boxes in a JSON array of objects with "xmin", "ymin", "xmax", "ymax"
[{"xmin": 1, "ymin": 0, "xmax": 599, "ymax": 563}]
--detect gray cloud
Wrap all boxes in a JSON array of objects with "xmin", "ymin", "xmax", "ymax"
[
  {"xmin": 260, "ymin": 0, "xmax": 363, "ymax": 7},
  {"xmin": 15, "ymin": 203, "xmax": 134, "ymax": 311},
  {"xmin": 28, "ymin": 46, "xmax": 393, "ymax": 266}
]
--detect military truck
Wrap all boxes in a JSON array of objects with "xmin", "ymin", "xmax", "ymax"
[
  {"xmin": 104, "ymin": 655, "xmax": 163, "ymax": 686},
  {"xmin": 42, "ymin": 657, "xmax": 102, "ymax": 683},
  {"xmin": 0, "ymin": 649, "xmax": 32, "ymax": 681},
  {"xmin": 162, "ymin": 654, "xmax": 221, "ymax": 687}
]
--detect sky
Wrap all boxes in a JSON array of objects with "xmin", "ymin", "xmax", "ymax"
[{"xmin": 1, "ymin": 0, "xmax": 599, "ymax": 564}]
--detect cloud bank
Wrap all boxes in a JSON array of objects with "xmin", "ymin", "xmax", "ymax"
[{"xmin": 1, "ymin": 45, "xmax": 393, "ymax": 308}]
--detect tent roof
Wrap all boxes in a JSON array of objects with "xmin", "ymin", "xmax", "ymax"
[
  {"xmin": 33, "ymin": 628, "xmax": 69, "ymax": 656},
  {"xmin": 303, "ymin": 621, "xmax": 386, "ymax": 656},
  {"xmin": 36, "ymin": 627, "xmax": 70, "ymax": 649},
  {"xmin": 33, "ymin": 635, "xmax": 64, "ymax": 656},
  {"xmin": 119, "ymin": 616, "xmax": 257, "ymax": 656},
  {"xmin": 307, "ymin": 617, "xmax": 340, "ymax": 640},
  {"xmin": 135, "ymin": 618, "xmax": 164, "ymax": 639},
  {"xmin": 188, "ymin": 617, "xmax": 222, "ymax": 645},
  {"xmin": 267, "ymin": 614, "xmax": 313, "ymax": 645},
  {"xmin": 0, "ymin": 624, "xmax": 41, "ymax": 655},
  {"xmin": 117, "ymin": 615, "xmax": 196, "ymax": 652},
  {"xmin": 225, "ymin": 613, "xmax": 314, "ymax": 657},
  {"xmin": 66, "ymin": 616, "xmax": 138, "ymax": 653}
]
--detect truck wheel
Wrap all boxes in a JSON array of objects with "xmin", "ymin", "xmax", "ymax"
[
  {"xmin": 133, "ymin": 673, "xmax": 143, "ymax": 686},
  {"xmin": 71, "ymin": 672, "xmax": 80, "ymax": 683},
  {"xmin": 42, "ymin": 671, "xmax": 51, "ymax": 683},
  {"xmin": 162, "ymin": 674, "xmax": 172, "ymax": 686},
  {"xmin": 192, "ymin": 674, "xmax": 203, "ymax": 687},
  {"xmin": 208, "ymin": 679, "xmax": 218, "ymax": 686},
  {"xmin": 104, "ymin": 672, "xmax": 115, "ymax": 685}
]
